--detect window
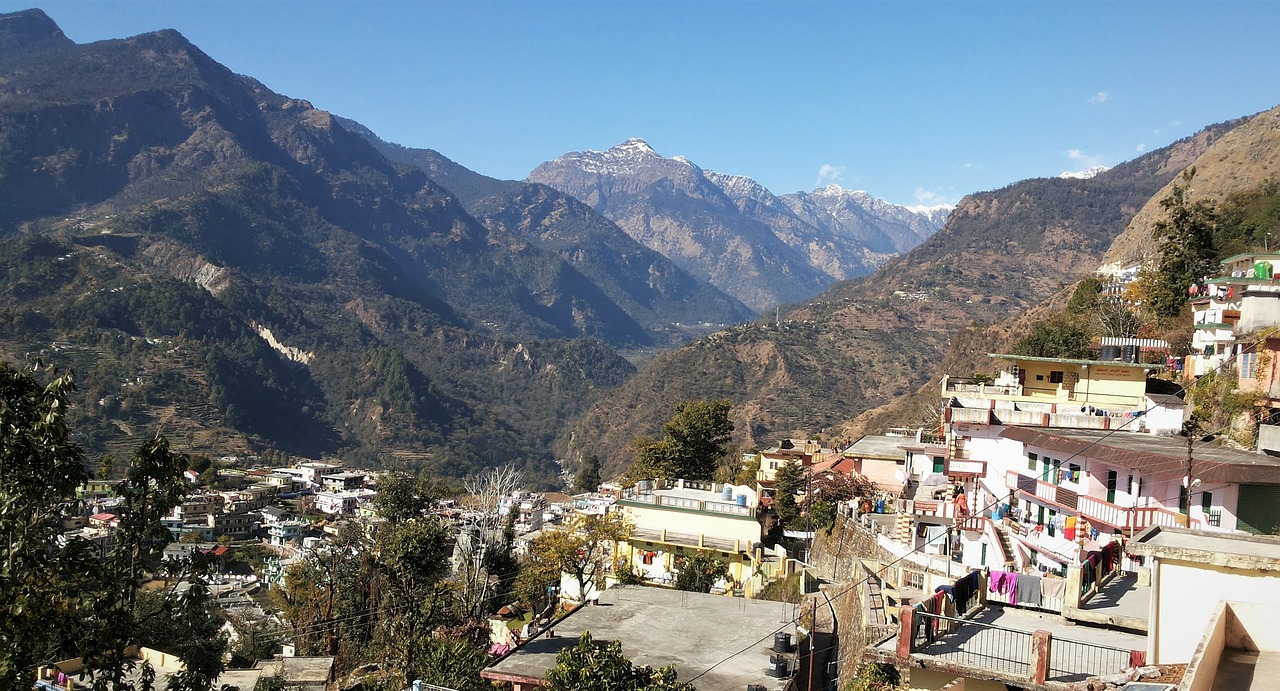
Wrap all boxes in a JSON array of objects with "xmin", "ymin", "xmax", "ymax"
[
  {"xmin": 933, "ymin": 457, "xmax": 945, "ymax": 474},
  {"xmin": 1028, "ymin": 452, "xmax": 1038, "ymax": 471},
  {"xmin": 903, "ymin": 570, "xmax": 924, "ymax": 590},
  {"xmin": 1242, "ymin": 351, "xmax": 1257, "ymax": 378},
  {"xmin": 1201, "ymin": 491, "xmax": 1213, "ymax": 511},
  {"xmin": 1049, "ymin": 371, "xmax": 1065, "ymax": 384}
]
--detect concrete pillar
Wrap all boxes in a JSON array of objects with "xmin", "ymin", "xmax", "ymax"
[
  {"xmin": 1029, "ymin": 630, "xmax": 1052, "ymax": 685},
  {"xmin": 896, "ymin": 606, "xmax": 915, "ymax": 661},
  {"xmin": 1064, "ymin": 566, "xmax": 1083, "ymax": 608}
]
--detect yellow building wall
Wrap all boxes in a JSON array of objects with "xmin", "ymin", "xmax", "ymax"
[
  {"xmin": 908, "ymin": 668, "xmax": 1010, "ymax": 691},
  {"xmin": 1153, "ymin": 560, "xmax": 1280, "ymax": 663},
  {"xmin": 619, "ymin": 504, "xmax": 760, "ymax": 547},
  {"xmin": 1015, "ymin": 359, "xmax": 1147, "ymax": 408},
  {"xmin": 615, "ymin": 538, "xmax": 756, "ymax": 590}
]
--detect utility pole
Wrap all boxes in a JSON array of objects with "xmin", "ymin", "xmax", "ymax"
[{"xmin": 1181, "ymin": 418, "xmax": 1198, "ymax": 528}]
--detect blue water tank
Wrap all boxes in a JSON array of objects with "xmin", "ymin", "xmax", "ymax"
[
  {"xmin": 722, "ymin": 485, "xmax": 734, "ymax": 500},
  {"xmin": 736, "ymin": 494, "xmax": 747, "ymax": 507}
]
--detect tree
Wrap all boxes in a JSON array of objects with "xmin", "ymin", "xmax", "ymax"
[
  {"xmin": 574, "ymin": 454, "xmax": 603, "ymax": 493},
  {"xmin": 545, "ymin": 632, "xmax": 695, "ymax": 691},
  {"xmin": 628, "ymin": 399, "xmax": 734, "ymax": 481},
  {"xmin": 1066, "ymin": 277, "xmax": 1103, "ymax": 314},
  {"xmin": 541, "ymin": 512, "xmax": 632, "ymax": 602},
  {"xmin": 457, "ymin": 465, "xmax": 523, "ymax": 618},
  {"xmin": 672, "ymin": 553, "xmax": 729, "ymax": 593},
  {"xmin": 1012, "ymin": 315, "xmax": 1091, "ymax": 359},
  {"xmin": 0, "ymin": 363, "xmax": 224, "ymax": 690},
  {"xmin": 774, "ymin": 460, "xmax": 806, "ymax": 525},
  {"xmin": 1148, "ymin": 168, "xmax": 1218, "ymax": 321},
  {"xmin": 1096, "ymin": 301, "xmax": 1143, "ymax": 339}
]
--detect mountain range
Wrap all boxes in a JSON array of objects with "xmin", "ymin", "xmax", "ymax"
[
  {"xmin": 528, "ymin": 139, "xmax": 948, "ymax": 311},
  {"xmin": 561, "ymin": 117, "xmax": 1243, "ymax": 475},
  {"xmin": 3, "ymin": 7, "xmax": 1276, "ymax": 487}
]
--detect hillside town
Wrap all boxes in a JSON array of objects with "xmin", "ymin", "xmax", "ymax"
[{"xmin": 27, "ymin": 251, "xmax": 1280, "ymax": 691}]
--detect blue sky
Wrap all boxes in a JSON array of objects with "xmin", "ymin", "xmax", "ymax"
[{"xmin": 15, "ymin": 1, "xmax": 1280, "ymax": 207}]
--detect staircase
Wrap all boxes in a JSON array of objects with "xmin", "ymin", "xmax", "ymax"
[
  {"xmin": 861, "ymin": 563, "xmax": 888, "ymax": 626},
  {"xmin": 994, "ymin": 526, "xmax": 1016, "ymax": 568}
]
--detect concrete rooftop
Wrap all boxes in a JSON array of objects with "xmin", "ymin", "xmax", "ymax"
[
  {"xmin": 1128, "ymin": 525, "xmax": 1280, "ymax": 570},
  {"xmin": 845, "ymin": 435, "xmax": 915, "ymax": 460},
  {"xmin": 484, "ymin": 586, "xmax": 794, "ymax": 691}
]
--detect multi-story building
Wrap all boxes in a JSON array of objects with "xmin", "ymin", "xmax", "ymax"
[
  {"xmin": 314, "ymin": 491, "xmax": 361, "ymax": 515},
  {"xmin": 612, "ymin": 480, "xmax": 783, "ymax": 596},
  {"xmin": 268, "ymin": 519, "xmax": 308, "ymax": 548},
  {"xmin": 916, "ymin": 353, "xmax": 1280, "ymax": 578},
  {"xmin": 320, "ymin": 470, "xmax": 366, "ymax": 493}
]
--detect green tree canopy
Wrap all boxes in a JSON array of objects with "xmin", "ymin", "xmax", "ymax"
[
  {"xmin": 0, "ymin": 362, "xmax": 224, "ymax": 689},
  {"xmin": 1012, "ymin": 315, "xmax": 1092, "ymax": 360},
  {"xmin": 546, "ymin": 632, "xmax": 695, "ymax": 691},
  {"xmin": 672, "ymin": 553, "xmax": 730, "ymax": 593},
  {"xmin": 774, "ymin": 460, "xmax": 806, "ymax": 526},
  {"xmin": 628, "ymin": 399, "xmax": 734, "ymax": 481},
  {"xmin": 574, "ymin": 454, "xmax": 603, "ymax": 493},
  {"xmin": 1148, "ymin": 168, "xmax": 1217, "ymax": 321}
]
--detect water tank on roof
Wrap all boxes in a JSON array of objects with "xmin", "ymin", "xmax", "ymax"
[
  {"xmin": 773, "ymin": 631, "xmax": 792, "ymax": 653},
  {"xmin": 1099, "ymin": 345, "xmax": 1121, "ymax": 361},
  {"xmin": 1122, "ymin": 345, "xmax": 1138, "ymax": 363},
  {"xmin": 766, "ymin": 655, "xmax": 789, "ymax": 678},
  {"xmin": 736, "ymin": 494, "xmax": 747, "ymax": 507},
  {"xmin": 723, "ymin": 485, "xmax": 734, "ymax": 500}
]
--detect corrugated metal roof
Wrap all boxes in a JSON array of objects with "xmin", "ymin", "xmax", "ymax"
[{"xmin": 998, "ymin": 427, "xmax": 1280, "ymax": 485}]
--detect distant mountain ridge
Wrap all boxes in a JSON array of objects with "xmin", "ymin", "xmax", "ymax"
[
  {"xmin": 339, "ymin": 120, "xmax": 755, "ymax": 344},
  {"xmin": 0, "ymin": 8, "xmax": 665, "ymax": 482},
  {"xmin": 561, "ymin": 121, "xmax": 1237, "ymax": 476},
  {"xmin": 528, "ymin": 139, "xmax": 949, "ymax": 312}
]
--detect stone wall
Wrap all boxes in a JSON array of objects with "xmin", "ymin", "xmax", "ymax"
[{"xmin": 808, "ymin": 511, "xmax": 903, "ymax": 690}]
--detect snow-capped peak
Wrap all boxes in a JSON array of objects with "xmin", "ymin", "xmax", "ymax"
[
  {"xmin": 1059, "ymin": 166, "xmax": 1109, "ymax": 180},
  {"xmin": 906, "ymin": 203, "xmax": 954, "ymax": 214},
  {"xmin": 610, "ymin": 138, "xmax": 657, "ymax": 157}
]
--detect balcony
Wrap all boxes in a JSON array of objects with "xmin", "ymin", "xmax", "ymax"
[
  {"xmin": 628, "ymin": 526, "xmax": 743, "ymax": 553},
  {"xmin": 1006, "ymin": 470, "xmax": 1079, "ymax": 511},
  {"xmin": 1007, "ymin": 470, "xmax": 1192, "ymax": 532},
  {"xmin": 899, "ymin": 498, "xmax": 956, "ymax": 520},
  {"xmin": 618, "ymin": 488, "xmax": 754, "ymax": 517}
]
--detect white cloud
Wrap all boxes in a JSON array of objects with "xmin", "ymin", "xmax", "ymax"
[
  {"xmin": 1066, "ymin": 148, "xmax": 1108, "ymax": 168},
  {"xmin": 1088, "ymin": 91, "xmax": 1109, "ymax": 104},
  {"xmin": 815, "ymin": 164, "xmax": 845, "ymax": 186},
  {"xmin": 1135, "ymin": 143, "xmax": 1147, "ymax": 152},
  {"xmin": 914, "ymin": 187, "xmax": 945, "ymax": 205},
  {"xmin": 963, "ymin": 162, "xmax": 983, "ymax": 170}
]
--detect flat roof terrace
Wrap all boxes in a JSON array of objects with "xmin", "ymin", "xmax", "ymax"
[
  {"xmin": 483, "ymin": 586, "xmax": 794, "ymax": 691},
  {"xmin": 873, "ymin": 605, "xmax": 1146, "ymax": 686}
]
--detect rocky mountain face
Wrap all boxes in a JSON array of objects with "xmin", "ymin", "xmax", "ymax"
[
  {"xmin": 1101, "ymin": 106, "xmax": 1276, "ymax": 267},
  {"xmin": 527, "ymin": 139, "xmax": 948, "ymax": 312},
  {"xmin": 0, "ymin": 9, "xmax": 652, "ymax": 482},
  {"xmin": 562, "ymin": 123, "xmax": 1237, "ymax": 477},
  {"xmin": 343, "ymin": 122, "xmax": 755, "ymax": 344}
]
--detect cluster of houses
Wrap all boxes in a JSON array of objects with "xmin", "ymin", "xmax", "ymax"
[{"xmin": 44, "ymin": 253, "xmax": 1280, "ymax": 690}]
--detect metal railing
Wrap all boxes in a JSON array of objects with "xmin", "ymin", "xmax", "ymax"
[
  {"xmin": 1047, "ymin": 637, "xmax": 1131, "ymax": 683},
  {"xmin": 911, "ymin": 611, "xmax": 1033, "ymax": 678}
]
